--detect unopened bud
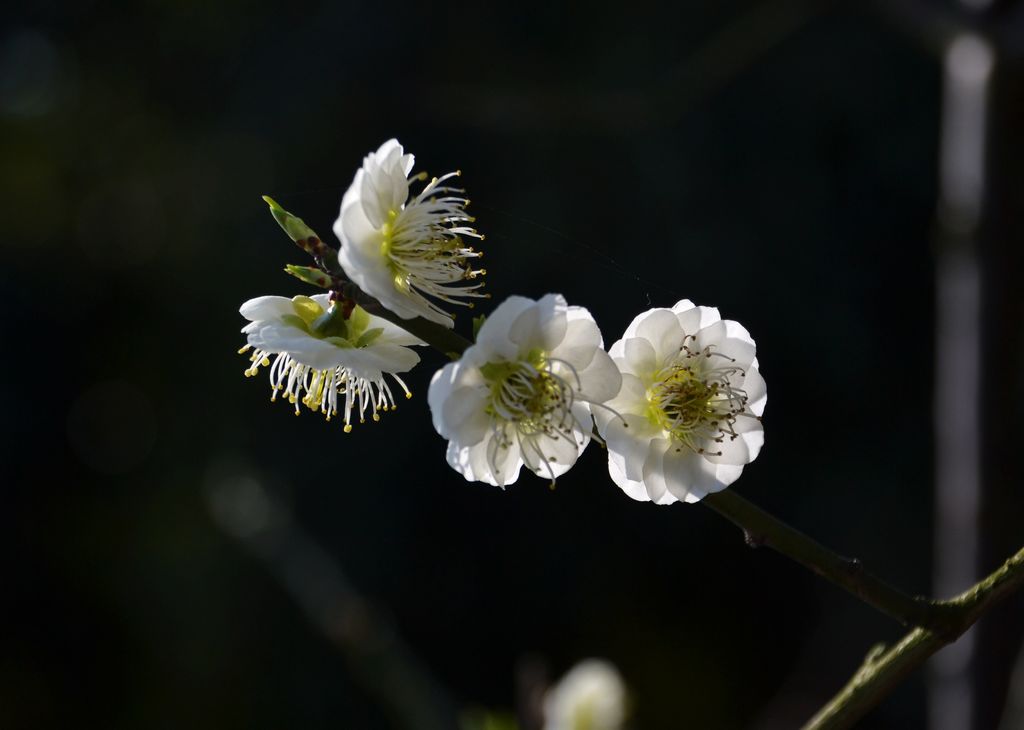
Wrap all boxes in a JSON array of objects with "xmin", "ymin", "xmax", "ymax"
[
  {"xmin": 262, "ymin": 195, "xmax": 317, "ymax": 243},
  {"xmin": 262, "ymin": 195, "xmax": 339, "ymax": 272},
  {"xmin": 284, "ymin": 264, "xmax": 335, "ymax": 289}
]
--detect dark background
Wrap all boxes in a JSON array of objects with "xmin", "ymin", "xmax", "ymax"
[{"xmin": 4, "ymin": 1, "xmax": 1023, "ymax": 728}]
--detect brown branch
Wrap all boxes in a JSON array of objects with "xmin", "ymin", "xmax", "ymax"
[{"xmin": 703, "ymin": 490, "xmax": 951, "ymax": 629}]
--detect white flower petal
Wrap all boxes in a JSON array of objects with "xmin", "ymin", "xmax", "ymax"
[
  {"xmin": 487, "ymin": 431, "xmax": 524, "ymax": 487},
  {"xmin": 674, "ymin": 307, "xmax": 701, "ymax": 337},
  {"xmin": 670, "ymin": 299, "xmax": 696, "ymax": 316},
  {"xmin": 608, "ymin": 451, "xmax": 649, "ymax": 502},
  {"xmin": 724, "ymin": 318, "xmax": 755, "ymax": 347},
  {"xmin": 447, "ymin": 421, "xmax": 525, "ymax": 488},
  {"xmin": 697, "ymin": 305, "xmax": 722, "ymax": 328},
  {"xmin": 520, "ymin": 431, "xmax": 583, "ymax": 479},
  {"xmin": 547, "ymin": 305, "xmax": 603, "ymax": 369},
  {"xmin": 240, "ymin": 296, "xmax": 295, "ymax": 322},
  {"xmin": 694, "ymin": 319, "xmax": 727, "ymax": 353},
  {"xmin": 713, "ymin": 463, "xmax": 745, "ymax": 490},
  {"xmin": 449, "ymin": 438, "xmax": 518, "ymax": 488},
  {"xmin": 338, "ymin": 196, "xmax": 381, "ymax": 258},
  {"xmin": 358, "ymin": 165, "xmax": 387, "ymax": 229},
  {"xmin": 661, "ymin": 448, "xmax": 723, "ymax": 502},
  {"xmin": 603, "ymin": 415, "xmax": 655, "ymax": 482},
  {"xmin": 602, "ymin": 301, "xmax": 766, "ymax": 504},
  {"xmin": 742, "ymin": 366, "xmax": 767, "ymax": 417},
  {"xmin": 374, "ymin": 138, "xmax": 403, "ymax": 162},
  {"xmin": 238, "ymin": 294, "xmax": 424, "ymax": 430},
  {"xmin": 621, "ymin": 306, "xmax": 659, "ymax": 341},
  {"xmin": 370, "ymin": 315, "xmax": 427, "ymax": 347},
  {"xmin": 597, "ymin": 373, "xmax": 648, "ymax": 431},
  {"xmin": 620, "ymin": 337, "xmax": 658, "ymax": 379},
  {"xmin": 430, "ymin": 294, "xmax": 611, "ymax": 487},
  {"xmin": 509, "ymin": 293, "xmax": 568, "ymax": 353},
  {"xmin": 354, "ymin": 343, "xmax": 421, "ymax": 375},
  {"xmin": 440, "ymin": 386, "xmax": 491, "ymax": 446},
  {"xmin": 543, "ymin": 659, "xmax": 628, "ymax": 730},
  {"xmin": 474, "ymin": 295, "xmax": 537, "ymax": 360},
  {"xmin": 428, "ymin": 362, "xmax": 459, "ymax": 432},
  {"xmin": 642, "ymin": 440, "xmax": 670, "ymax": 503},
  {"xmin": 701, "ymin": 430, "xmax": 750, "ymax": 465},
  {"xmin": 634, "ymin": 308, "xmax": 686, "ymax": 362},
  {"xmin": 334, "ymin": 139, "xmax": 484, "ymax": 329},
  {"xmin": 574, "ymin": 348, "xmax": 622, "ymax": 405}
]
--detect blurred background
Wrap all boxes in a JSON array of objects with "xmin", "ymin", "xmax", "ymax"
[{"xmin": 3, "ymin": 0, "xmax": 1024, "ymax": 727}]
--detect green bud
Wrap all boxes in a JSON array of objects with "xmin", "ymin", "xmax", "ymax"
[
  {"xmin": 262, "ymin": 195, "xmax": 319, "ymax": 244},
  {"xmin": 284, "ymin": 264, "xmax": 333, "ymax": 289}
]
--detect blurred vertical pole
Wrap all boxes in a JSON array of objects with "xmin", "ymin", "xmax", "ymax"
[
  {"xmin": 972, "ymin": 20, "xmax": 1024, "ymax": 730},
  {"xmin": 932, "ymin": 3, "xmax": 1024, "ymax": 726},
  {"xmin": 931, "ymin": 29, "xmax": 993, "ymax": 730}
]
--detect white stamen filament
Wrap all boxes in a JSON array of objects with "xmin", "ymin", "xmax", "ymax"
[
  {"xmin": 242, "ymin": 349, "xmax": 412, "ymax": 433},
  {"xmin": 383, "ymin": 170, "xmax": 489, "ymax": 321},
  {"xmin": 482, "ymin": 357, "xmax": 591, "ymax": 481},
  {"xmin": 648, "ymin": 339, "xmax": 751, "ymax": 455}
]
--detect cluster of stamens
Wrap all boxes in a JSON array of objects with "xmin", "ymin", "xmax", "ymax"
[
  {"xmin": 240, "ymin": 345, "xmax": 411, "ymax": 432},
  {"xmin": 483, "ymin": 356, "xmax": 584, "ymax": 482},
  {"xmin": 381, "ymin": 170, "xmax": 489, "ymax": 321},
  {"xmin": 648, "ymin": 336, "xmax": 750, "ymax": 455}
]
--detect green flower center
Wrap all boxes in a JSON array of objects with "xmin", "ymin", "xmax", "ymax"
[
  {"xmin": 281, "ymin": 296, "xmax": 383, "ymax": 349},
  {"xmin": 646, "ymin": 345, "xmax": 749, "ymax": 455},
  {"xmin": 480, "ymin": 349, "xmax": 575, "ymax": 436}
]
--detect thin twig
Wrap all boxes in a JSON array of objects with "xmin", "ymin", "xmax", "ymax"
[
  {"xmin": 348, "ymin": 297, "xmax": 967, "ymax": 635},
  {"xmin": 703, "ymin": 490, "xmax": 950, "ymax": 629},
  {"xmin": 803, "ymin": 544, "xmax": 1024, "ymax": 729}
]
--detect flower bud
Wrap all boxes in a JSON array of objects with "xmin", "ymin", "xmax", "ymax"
[
  {"xmin": 263, "ymin": 195, "xmax": 317, "ymax": 243},
  {"xmin": 283, "ymin": 264, "xmax": 334, "ymax": 289}
]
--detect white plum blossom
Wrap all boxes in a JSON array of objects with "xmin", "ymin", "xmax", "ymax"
[
  {"xmin": 428, "ymin": 294, "xmax": 621, "ymax": 487},
  {"xmin": 543, "ymin": 659, "xmax": 628, "ymax": 730},
  {"xmin": 239, "ymin": 294, "xmax": 425, "ymax": 431},
  {"xmin": 333, "ymin": 138, "xmax": 486, "ymax": 329},
  {"xmin": 595, "ymin": 300, "xmax": 766, "ymax": 504}
]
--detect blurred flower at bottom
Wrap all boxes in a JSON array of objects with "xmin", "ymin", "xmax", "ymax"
[{"xmin": 543, "ymin": 659, "xmax": 628, "ymax": 730}]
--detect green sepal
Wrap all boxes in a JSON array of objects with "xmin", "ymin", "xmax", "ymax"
[
  {"xmin": 310, "ymin": 305, "xmax": 351, "ymax": 339},
  {"xmin": 284, "ymin": 264, "xmax": 333, "ymax": 289},
  {"xmin": 290, "ymin": 296, "xmax": 323, "ymax": 324},
  {"xmin": 472, "ymin": 314, "xmax": 487, "ymax": 339},
  {"xmin": 323, "ymin": 335, "xmax": 354, "ymax": 349},
  {"xmin": 263, "ymin": 195, "xmax": 319, "ymax": 243},
  {"xmin": 348, "ymin": 305, "xmax": 371, "ymax": 332},
  {"xmin": 280, "ymin": 313, "xmax": 310, "ymax": 332},
  {"xmin": 355, "ymin": 327, "xmax": 384, "ymax": 348}
]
